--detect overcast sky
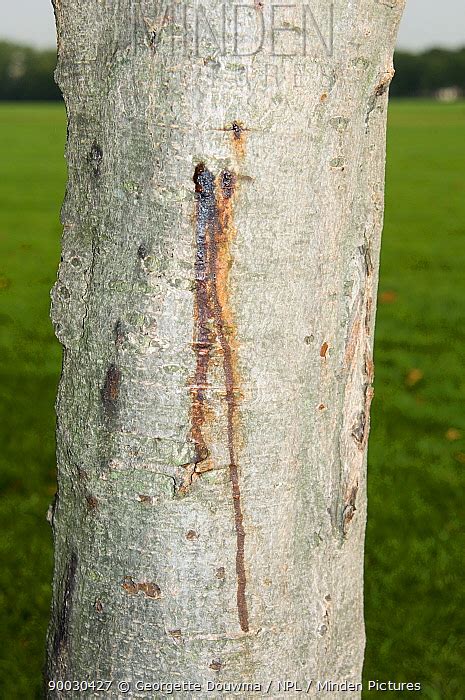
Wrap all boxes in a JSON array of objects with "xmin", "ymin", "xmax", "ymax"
[{"xmin": 1, "ymin": 0, "xmax": 464, "ymax": 52}]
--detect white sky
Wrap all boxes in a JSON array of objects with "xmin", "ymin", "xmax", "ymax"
[{"xmin": 0, "ymin": 0, "xmax": 464, "ymax": 51}]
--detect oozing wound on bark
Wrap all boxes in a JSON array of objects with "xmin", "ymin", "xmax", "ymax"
[{"xmin": 189, "ymin": 161, "xmax": 249, "ymax": 633}]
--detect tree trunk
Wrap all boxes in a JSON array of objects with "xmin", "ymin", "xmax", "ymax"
[{"xmin": 46, "ymin": 1, "xmax": 404, "ymax": 696}]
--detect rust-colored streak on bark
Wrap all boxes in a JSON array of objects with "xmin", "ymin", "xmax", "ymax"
[
  {"xmin": 190, "ymin": 163, "xmax": 249, "ymax": 633},
  {"xmin": 230, "ymin": 121, "xmax": 247, "ymax": 161},
  {"xmin": 213, "ymin": 169, "xmax": 249, "ymax": 633}
]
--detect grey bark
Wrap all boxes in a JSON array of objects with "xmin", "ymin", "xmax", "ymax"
[{"xmin": 46, "ymin": 1, "xmax": 404, "ymax": 697}]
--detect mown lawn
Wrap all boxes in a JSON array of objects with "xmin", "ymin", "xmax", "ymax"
[
  {"xmin": 0, "ymin": 104, "xmax": 65, "ymax": 699},
  {"xmin": 0, "ymin": 101, "xmax": 464, "ymax": 698},
  {"xmin": 365, "ymin": 101, "xmax": 465, "ymax": 699}
]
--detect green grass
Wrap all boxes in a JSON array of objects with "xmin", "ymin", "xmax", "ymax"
[
  {"xmin": 364, "ymin": 101, "xmax": 465, "ymax": 698},
  {"xmin": 0, "ymin": 101, "xmax": 464, "ymax": 697},
  {"xmin": 0, "ymin": 104, "xmax": 65, "ymax": 698}
]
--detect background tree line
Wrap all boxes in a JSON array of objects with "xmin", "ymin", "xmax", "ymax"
[
  {"xmin": 392, "ymin": 48, "xmax": 465, "ymax": 97},
  {"xmin": 1, "ymin": 41, "xmax": 465, "ymax": 100},
  {"xmin": 0, "ymin": 42, "xmax": 60, "ymax": 101}
]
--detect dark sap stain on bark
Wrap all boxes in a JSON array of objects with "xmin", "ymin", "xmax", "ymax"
[
  {"xmin": 221, "ymin": 170, "xmax": 236, "ymax": 200},
  {"xmin": 122, "ymin": 576, "xmax": 161, "ymax": 599},
  {"xmin": 102, "ymin": 364, "xmax": 121, "ymax": 421},
  {"xmin": 193, "ymin": 162, "xmax": 207, "ymax": 192},
  {"xmin": 190, "ymin": 162, "xmax": 249, "ymax": 633},
  {"xmin": 189, "ymin": 164, "xmax": 215, "ymax": 471},
  {"xmin": 88, "ymin": 141, "xmax": 103, "ymax": 176},
  {"xmin": 53, "ymin": 551, "xmax": 78, "ymax": 657}
]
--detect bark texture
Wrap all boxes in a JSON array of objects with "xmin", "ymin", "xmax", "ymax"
[{"xmin": 47, "ymin": 1, "xmax": 404, "ymax": 696}]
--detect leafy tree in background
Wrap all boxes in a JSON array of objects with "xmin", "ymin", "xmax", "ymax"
[
  {"xmin": 2, "ymin": 40, "xmax": 465, "ymax": 102},
  {"xmin": 0, "ymin": 42, "xmax": 60, "ymax": 101},
  {"xmin": 391, "ymin": 48, "xmax": 465, "ymax": 97}
]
